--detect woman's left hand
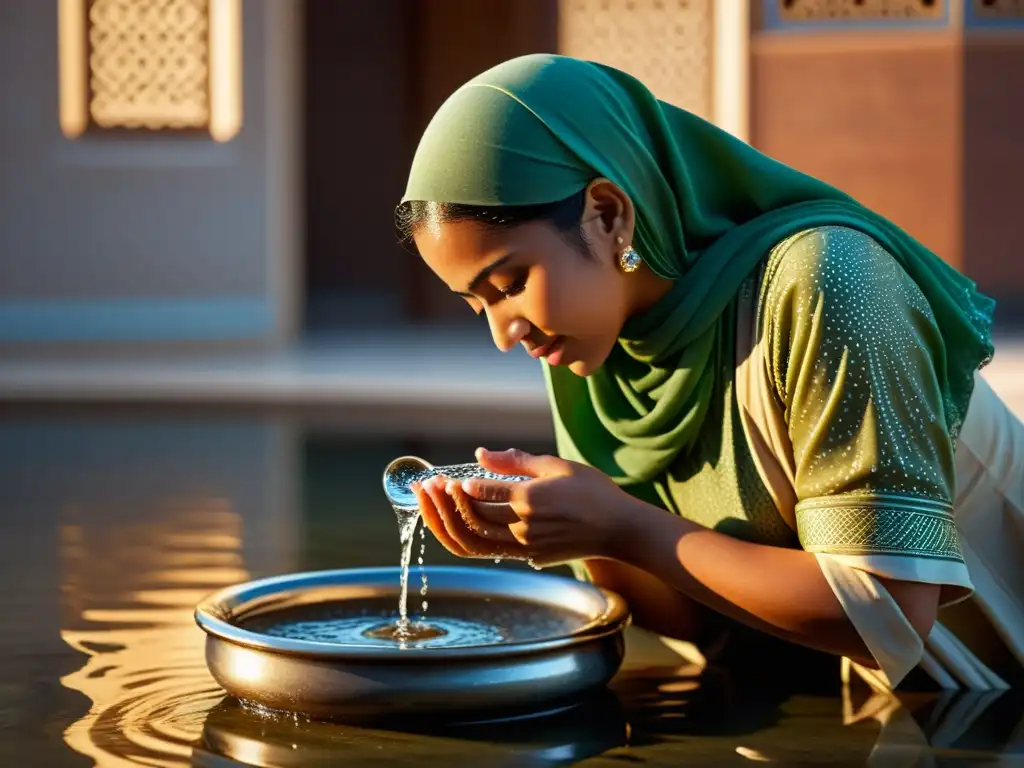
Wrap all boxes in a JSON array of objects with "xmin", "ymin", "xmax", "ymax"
[{"xmin": 414, "ymin": 447, "xmax": 635, "ymax": 567}]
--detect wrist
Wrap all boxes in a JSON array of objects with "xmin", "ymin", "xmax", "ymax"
[{"xmin": 602, "ymin": 492, "xmax": 652, "ymax": 563}]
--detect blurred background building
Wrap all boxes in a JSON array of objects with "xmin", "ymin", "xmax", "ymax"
[
  {"xmin": 0, "ymin": 0, "xmax": 1021, "ymax": 407},
  {"xmin": 0, "ymin": 7, "xmax": 1021, "ymax": 761}
]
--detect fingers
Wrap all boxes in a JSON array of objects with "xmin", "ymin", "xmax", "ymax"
[
  {"xmin": 461, "ymin": 491, "xmax": 520, "ymax": 527},
  {"xmin": 416, "ymin": 476, "xmax": 535, "ymax": 561},
  {"xmin": 447, "ymin": 482, "xmax": 521, "ymax": 548},
  {"xmin": 475, "ymin": 447, "xmax": 564, "ymax": 479},
  {"xmin": 413, "ymin": 481, "xmax": 470, "ymax": 558},
  {"xmin": 425, "ymin": 476, "xmax": 525, "ymax": 559},
  {"xmin": 424, "ymin": 476, "xmax": 488, "ymax": 556},
  {"xmin": 460, "ymin": 477, "xmax": 522, "ymax": 509},
  {"xmin": 509, "ymin": 519, "xmax": 556, "ymax": 548}
]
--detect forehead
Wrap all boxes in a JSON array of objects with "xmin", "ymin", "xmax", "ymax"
[{"xmin": 413, "ymin": 218, "xmax": 554, "ymax": 270}]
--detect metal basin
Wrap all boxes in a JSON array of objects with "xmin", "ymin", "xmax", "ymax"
[
  {"xmin": 194, "ymin": 566, "xmax": 630, "ymax": 722},
  {"xmin": 192, "ymin": 690, "xmax": 629, "ymax": 766}
]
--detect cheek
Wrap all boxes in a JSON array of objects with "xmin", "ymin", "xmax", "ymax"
[
  {"xmin": 528, "ymin": 259, "xmax": 624, "ymax": 339},
  {"xmin": 526, "ymin": 262, "xmax": 592, "ymax": 332},
  {"xmin": 563, "ymin": 269, "xmax": 624, "ymax": 335},
  {"xmin": 513, "ymin": 267, "xmax": 558, "ymax": 332}
]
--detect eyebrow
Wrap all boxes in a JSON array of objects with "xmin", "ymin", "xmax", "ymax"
[{"xmin": 455, "ymin": 254, "xmax": 514, "ymax": 298}]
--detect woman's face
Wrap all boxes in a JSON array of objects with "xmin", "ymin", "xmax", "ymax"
[{"xmin": 412, "ymin": 183, "xmax": 641, "ymax": 377}]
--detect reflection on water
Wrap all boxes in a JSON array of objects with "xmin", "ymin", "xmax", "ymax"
[
  {"xmin": 193, "ymin": 690, "xmax": 630, "ymax": 767},
  {"xmin": 59, "ymin": 500, "xmax": 249, "ymax": 767},
  {"xmin": 0, "ymin": 411, "xmax": 1021, "ymax": 766}
]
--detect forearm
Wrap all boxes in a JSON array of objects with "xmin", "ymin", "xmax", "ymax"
[
  {"xmin": 581, "ymin": 558, "xmax": 720, "ymax": 645},
  {"xmin": 610, "ymin": 498, "xmax": 876, "ymax": 666}
]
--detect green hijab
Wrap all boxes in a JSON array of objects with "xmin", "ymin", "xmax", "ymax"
[{"xmin": 403, "ymin": 54, "xmax": 994, "ymax": 487}]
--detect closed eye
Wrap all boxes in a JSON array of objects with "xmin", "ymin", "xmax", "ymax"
[
  {"xmin": 498, "ymin": 275, "xmax": 528, "ymax": 298},
  {"xmin": 457, "ymin": 271, "xmax": 527, "ymax": 313}
]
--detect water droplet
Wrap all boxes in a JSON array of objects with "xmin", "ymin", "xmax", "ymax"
[{"xmin": 494, "ymin": 558, "xmax": 502, "ymax": 564}]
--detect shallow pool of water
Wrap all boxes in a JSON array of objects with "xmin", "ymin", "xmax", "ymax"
[
  {"xmin": 238, "ymin": 594, "xmax": 588, "ymax": 651},
  {"xmin": 1, "ymin": 406, "xmax": 1021, "ymax": 766}
]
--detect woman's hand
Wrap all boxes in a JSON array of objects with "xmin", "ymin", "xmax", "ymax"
[{"xmin": 411, "ymin": 448, "xmax": 635, "ymax": 566}]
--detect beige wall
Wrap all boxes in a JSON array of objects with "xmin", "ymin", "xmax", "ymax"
[
  {"xmin": 0, "ymin": 0, "xmax": 301, "ymax": 344},
  {"xmin": 750, "ymin": 31, "xmax": 964, "ymax": 269},
  {"xmin": 749, "ymin": 2, "xmax": 1024, "ymax": 315}
]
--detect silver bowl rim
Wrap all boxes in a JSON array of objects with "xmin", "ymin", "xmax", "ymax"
[{"xmin": 194, "ymin": 565, "xmax": 630, "ymax": 661}]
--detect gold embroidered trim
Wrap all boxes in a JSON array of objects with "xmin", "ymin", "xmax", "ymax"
[{"xmin": 796, "ymin": 493, "xmax": 963, "ymax": 562}]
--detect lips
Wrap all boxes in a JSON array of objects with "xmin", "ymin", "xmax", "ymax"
[{"xmin": 528, "ymin": 336, "xmax": 563, "ymax": 359}]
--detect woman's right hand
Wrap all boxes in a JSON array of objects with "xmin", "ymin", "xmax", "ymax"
[{"xmin": 411, "ymin": 475, "xmax": 528, "ymax": 560}]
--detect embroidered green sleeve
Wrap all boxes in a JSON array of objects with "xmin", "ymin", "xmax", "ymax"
[
  {"xmin": 762, "ymin": 226, "xmax": 963, "ymax": 564},
  {"xmin": 795, "ymin": 494, "xmax": 962, "ymax": 562}
]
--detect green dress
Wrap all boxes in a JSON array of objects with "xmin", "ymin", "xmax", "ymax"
[
  {"xmin": 606, "ymin": 225, "xmax": 963, "ymax": 566},
  {"xmin": 571, "ymin": 225, "xmax": 1024, "ymax": 691},
  {"xmin": 575, "ymin": 225, "xmax": 1024, "ymax": 691},
  {"xmin": 399, "ymin": 53, "xmax": 1011, "ymax": 691}
]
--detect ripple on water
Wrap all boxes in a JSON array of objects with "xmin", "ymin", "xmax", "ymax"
[
  {"xmin": 262, "ymin": 615, "xmax": 506, "ymax": 648},
  {"xmin": 58, "ymin": 501, "xmax": 247, "ymax": 767},
  {"xmin": 239, "ymin": 596, "xmax": 589, "ymax": 650}
]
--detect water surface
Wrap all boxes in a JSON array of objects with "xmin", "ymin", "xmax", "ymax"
[{"xmin": 1, "ymin": 407, "xmax": 1021, "ymax": 766}]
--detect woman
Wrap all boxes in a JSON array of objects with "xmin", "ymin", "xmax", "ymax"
[{"xmin": 397, "ymin": 54, "xmax": 1023, "ymax": 691}]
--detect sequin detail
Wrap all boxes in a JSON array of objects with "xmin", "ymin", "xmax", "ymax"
[
  {"xmin": 649, "ymin": 226, "xmax": 967, "ymax": 562},
  {"xmin": 761, "ymin": 225, "xmax": 964, "ymax": 561},
  {"xmin": 796, "ymin": 494, "xmax": 963, "ymax": 562}
]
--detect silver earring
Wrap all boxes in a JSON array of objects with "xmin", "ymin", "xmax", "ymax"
[{"xmin": 618, "ymin": 244, "xmax": 642, "ymax": 273}]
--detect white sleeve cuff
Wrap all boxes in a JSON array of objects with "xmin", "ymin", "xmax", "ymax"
[{"xmin": 815, "ymin": 552, "xmax": 924, "ymax": 688}]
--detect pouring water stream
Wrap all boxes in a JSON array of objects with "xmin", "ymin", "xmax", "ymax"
[{"xmin": 381, "ymin": 456, "xmax": 532, "ymax": 643}]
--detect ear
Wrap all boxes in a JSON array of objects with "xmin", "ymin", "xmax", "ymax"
[{"xmin": 580, "ymin": 178, "xmax": 635, "ymax": 263}]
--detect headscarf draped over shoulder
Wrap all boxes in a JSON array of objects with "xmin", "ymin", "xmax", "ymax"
[{"xmin": 403, "ymin": 54, "xmax": 994, "ymax": 486}]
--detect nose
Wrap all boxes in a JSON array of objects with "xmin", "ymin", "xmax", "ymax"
[{"xmin": 486, "ymin": 312, "xmax": 530, "ymax": 353}]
